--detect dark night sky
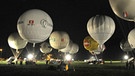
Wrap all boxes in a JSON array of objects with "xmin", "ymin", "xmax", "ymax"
[{"xmin": 0, "ymin": 0, "xmax": 135, "ymax": 60}]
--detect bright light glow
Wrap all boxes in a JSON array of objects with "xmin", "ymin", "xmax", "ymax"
[
  {"xmin": 65, "ymin": 54, "xmax": 72, "ymax": 61},
  {"xmin": 72, "ymin": 59, "xmax": 74, "ymax": 61},
  {"xmin": 124, "ymin": 55, "xmax": 129, "ymax": 60},
  {"xmin": 0, "ymin": 49, "xmax": 2, "ymax": 52},
  {"xmin": 27, "ymin": 54, "xmax": 34, "ymax": 60},
  {"xmin": 90, "ymin": 56, "xmax": 96, "ymax": 61},
  {"xmin": 91, "ymin": 56, "xmax": 95, "ymax": 59}
]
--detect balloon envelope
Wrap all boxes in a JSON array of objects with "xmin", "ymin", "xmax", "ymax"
[
  {"xmin": 49, "ymin": 31, "xmax": 70, "ymax": 49},
  {"xmin": 87, "ymin": 15, "xmax": 115, "ymax": 45},
  {"xmin": 109, "ymin": 0, "xmax": 135, "ymax": 21},
  {"xmin": 69, "ymin": 43, "xmax": 79, "ymax": 54},
  {"xmin": 59, "ymin": 40, "xmax": 73, "ymax": 53},
  {"xmin": 93, "ymin": 44, "xmax": 106, "ymax": 55},
  {"xmin": 17, "ymin": 9, "xmax": 53, "ymax": 44},
  {"xmin": 40, "ymin": 42, "xmax": 52, "ymax": 54},
  {"xmin": 120, "ymin": 39, "xmax": 133, "ymax": 52},
  {"xmin": 128, "ymin": 28, "xmax": 135, "ymax": 48},
  {"xmin": 95, "ymin": 44, "xmax": 105, "ymax": 52},
  {"xmin": 8, "ymin": 32, "xmax": 28, "ymax": 49},
  {"xmin": 83, "ymin": 36, "xmax": 98, "ymax": 51}
]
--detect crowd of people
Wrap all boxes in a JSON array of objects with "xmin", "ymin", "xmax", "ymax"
[
  {"xmin": 6, "ymin": 56, "xmax": 36, "ymax": 65},
  {"xmin": 7, "ymin": 57, "xmax": 24, "ymax": 65},
  {"xmin": 46, "ymin": 61, "xmax": 75, "ymax": 71}
]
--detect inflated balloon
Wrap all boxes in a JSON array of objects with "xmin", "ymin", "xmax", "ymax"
[
  {"xmin": 59, "ymin": 40, "xmax": 73, "ymax": 53},
  {"xmin": 120, "ymin": 39, "xmax": 133, "ymax": 52},
  {"xmin": 87, "ymin": 15, "xmax": 115, "ymax": 45},
  {"xmin": 69, "ymin": 43, "xmax": 79, "ymax": 54},
  {"xmin": 128, "ymin": 28, "xmax": 135, "ymax": 48},
  {"xmin": 17, "ymin": 9, "xmax": 53, "ymax": 45},
  {"xmin": 93, "ymin": 44, "xmax": 106, "ymax": 55},
  {"xmin": 40, "ymin": 42, "xmax": 52, "ymax": 54},
  {"xmin": 97, "ymin": 44, "xmax": 106, "ymax": 52},
  {"xmin": 109, "ymin": 0, "xmax": 135, "ymax": 21},
  {"xmin": 49, "ymin": 31, "xmax": 70, "ymax": 49},
  {"xmin": 83, "ymin": 36, "xmax": 98, "ymax": 51},
  {"xmin": 8, "ymin": 32, "xmax": 28, "ymax": 51}
]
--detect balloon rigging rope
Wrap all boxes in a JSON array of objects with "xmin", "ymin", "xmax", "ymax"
[
  {"xmin": 10, "ymin": 48, "xmax": 23, "ymax": 59},
  {"xmin": 26, "ymin": 46, "xmax": 30, "ymax": 54}
]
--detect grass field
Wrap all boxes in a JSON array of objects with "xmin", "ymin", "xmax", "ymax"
[{"xmin": 0, "ymin": 60, "xmax": 134, "ymax": 76}]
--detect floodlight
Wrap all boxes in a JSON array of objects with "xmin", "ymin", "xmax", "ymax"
[
  {"xmin": 27, "ymin": 54, "xmax": 34, "ymax": 60},
  {"xmin": 124, "ymin": 55, "xmax": 129, "ymax": 60},
  {"xmin": 65, "ymin": 54, "xmax": 72, "ymax": 61}
]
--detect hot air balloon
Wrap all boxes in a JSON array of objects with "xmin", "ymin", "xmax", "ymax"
[
  {"xmin": 59, "ymin": 40, "xmax": 73, "ymax": 53},
  {"xmin": 120, "ymin": 39, "xmax": 133, "ymax": 52},
  {"xmin": 49, "ymin": 31, "xmax": 70, "ymax": 49},
  {"xmin": 83, "ymin": 36, "xmax": 99, "ymax": 52},
  {"xmin": 93, "ymin": 44, "xmax": 106, "ymax": 55},
  {"xmin": 8, "ymin": 32, "xmax": 28, "ymax": 60},
  {"xmin": 128, "ymin": 28, "xmax": 135, "ymax": 48},
  {"xmin": 69, "ymin": 43, "xmax": 79, "ymax": 54},
  {"xmin": 17, "ymin": 9, "xmax": 53, "ymax": 47},
  {"xmin": 109, "ymin": 0, "xmax": 135, "ymax": 22},
  {"xmin": 8, "ymin": 32, "xmax": 28, "ymax": 52},
  {"xmin": 97, "ymin": 44, "xmax": 106, "ymax": 52},
  {"xmin": 87, "ymin": 15, "xmax": 115, "ymax": 46},
  {"xmin": 40, "ymin": 42, "xmax": 52, "ymax": 54}
]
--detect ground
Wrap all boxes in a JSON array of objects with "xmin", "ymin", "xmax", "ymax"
[{"xmin": 0, "ymin": 60, "xmax": 134, "ymax": 76}]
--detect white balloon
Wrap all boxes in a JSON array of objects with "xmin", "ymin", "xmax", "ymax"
[
  {"xmin": 128, "ymin": 28, "xmax": 135, "ymax": 48},
  {"xmin": 17, "ymin": 9, "xmax": 53, "ymax": 44},
  {"xmin": 40, "ymin": 42, "xmax": 52, "ymax": 54},
  {"xmin": 87, "ymin": 15, "xmax": 115, "ymax": 45},
  {"xmin": 120, "ymin": 39, "xmax": 133, "ymax": 52},
  {"xmin": 8, "ymin": 32, "xmax": 28, "ymax": 49},
  {"xmin": 109, "ymin": 0, "xmax": 135, "ymax": 21},
  {"xmin": 49, "ymin": 31, "xmax": 70, "ymax": 49},
  {"xmin": 95, "ymin": 44, "xmax": 105, "ymax": 52},
  {"xmin": 69, "ymin": 43, "xmax": 79, "ymax": 54},
  {"xmin": 93, "ymin": 44, "xmax": 106, "ymax": 55},
  {"xmin": 59, "ymin": 40, "xmax": 73, "ymax": 53}
]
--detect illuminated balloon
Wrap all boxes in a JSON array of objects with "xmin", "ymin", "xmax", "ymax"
[
  {"xmin": 109, "ymin": 0, "xmax": 135, "ymax": 21},
  {"xmin": 49, "ymin": 31, "xmax": 70, "ymax": 49},
  {"xmin": 83, "ymin": 36, "xmax": 98, "ymax": 51},
  {"xmin": 96, "ymin": 44, "xmax": 106, "ymax": 52},
  {"xmin": 17, "ymin": 9, "xmax": 53, "ymax": 45},
  {"xmin": 128, "ymin": 28, "xmax": 135, "ymax": 48},
  {"xmin": 59, "ymin": 40, "xmax": 73, "ymax": 53},
  {"xmin": 8, "ymin": 32, "xmax": 28, "ymax": 50},
  {"xmin": 69, "ymin": 43, "xmax": 79, "ymax": 54},
  {"xmin": 40, "ymin": 42, "xmax": 52, "ymax": 54},
  {"xmin": 93, "ymin": 44, "xmax": 106, "ymax": 55},
  {"xmin": 120, "ymin": 39, "xmax": 133, "ymax": 52},
  {"xmin": 87, "ymin": 15, "xmax": 115, "ymax": 45}
]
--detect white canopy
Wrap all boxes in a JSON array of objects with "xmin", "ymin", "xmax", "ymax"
[
  {"xmin": 109, "ymin": 0, "xmax": 135, "ymax": 22},
  {"xmin": 87, "ymin": 15, "xmax": 115, "ymax": 45},
  {"xmin": 69, "ymin": 43, "xmax": 79, "ymax": 54},
  {"xmin": 49, "ymin": 31, "xmax": 70, "ymax": 49},
  {"xmin": 40, "ymin": 42, "xmax": 52, "ymax": 54},
  {"xmin": 8, "ymin": 32, "xmax": 28, "ymax": 50},
  {"xmin": 128, "ymin": 28, "xmax": 135, "ymax": 48},
  {"xmin": 17, "ymin": 9, "xmax": 53, "ymax": 44},
  {"xmin": 59, "ymin": 40, "xmax": 73, "ymax": 53},
  {"xmin": 120, "ymin": 39, "xmax": 133, "ymax": 52}
]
